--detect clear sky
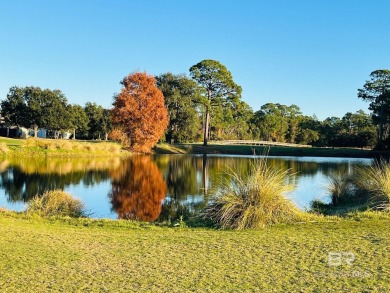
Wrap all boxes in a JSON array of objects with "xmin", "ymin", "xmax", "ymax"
[{"xmin": 1, "ymin": 0, "xmax": 389, "ymax": 120}]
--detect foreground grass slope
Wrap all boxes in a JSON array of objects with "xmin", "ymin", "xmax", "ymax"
[{"xmin": 0, "ymin": 212, "xmax": 389, "ymax": 292}]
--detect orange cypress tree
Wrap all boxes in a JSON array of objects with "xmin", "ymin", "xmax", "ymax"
[{"xmin": 112, "ymin": 72, "xmax": 169, "ymax": 153}]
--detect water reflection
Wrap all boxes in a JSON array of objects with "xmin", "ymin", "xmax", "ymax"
[
  {"xmin": 0, "ymin": 155, "xmax": 372, "ymax": 221},
  {"xmin": 155, "ymin": 155, "xmax": 371, "ymax": 219},
  {"xmin": 0, "ymin": 157, "xmax": 120, "ymax": 202},
  {"xmin": 109, "ymin": 156, "xmax": 167, "ymax": 221}
]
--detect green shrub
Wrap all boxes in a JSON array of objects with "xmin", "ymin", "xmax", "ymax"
[
  {"xmin": 27, "ymin": 190, "xmax": 85, "ymax": 217},
  {"xmin": 355, "ymin": 159, "xmax": 390, "ymax": 210},
  {"xmin": 203, "ymin": 157, "xmax": 302, "ymax": 229}
]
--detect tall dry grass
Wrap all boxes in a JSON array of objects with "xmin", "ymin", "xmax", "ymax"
[
  {"xmin": 203, "ymin": 157, "xmax": 301, "ymax": 229},
  {"xmin": 27, "ymin": 190, "xmax": 85, "ymax": 217},
  {"xmin": 326, "ymin": 170, "xmax": 354, "ymax": 205},
  {"xmin": 355, "ymin": 159, "xmax": 390, "ymax": 210}
]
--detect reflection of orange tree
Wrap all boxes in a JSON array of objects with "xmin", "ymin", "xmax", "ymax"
[{"xmin": 109, "ymin": 156, "xmax": 167, "ymax": 221}]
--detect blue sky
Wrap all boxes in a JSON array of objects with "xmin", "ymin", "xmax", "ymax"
[{"xmin": 1, "ymin": 0, "xmax": 389, "ymax": 120}]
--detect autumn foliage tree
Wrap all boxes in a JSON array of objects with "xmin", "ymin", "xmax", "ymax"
[{"xmin": 111, "ymin": 72, "xmax": 169, "ymax": 153}]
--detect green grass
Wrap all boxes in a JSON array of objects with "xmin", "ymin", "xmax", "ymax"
[
  {"xmin": 0, "ymin": 211, "xmax": 389, "ymax": 292},
  {"xmin": 0, "ymin": 137, "xmax": 24, "ymax": 146},
  {"xmin": 154, "ymin": 143, "xmax": 381, "ymax": 158}
]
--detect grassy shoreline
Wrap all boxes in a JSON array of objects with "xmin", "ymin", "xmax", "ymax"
[
  {"xmin": 0, "ymin": 137, "xmax": 129, "ymax": 157},
  {"xmin": 0, "ymin": 137, "xmax": 388, "ymax": 158},
  {"xmin": 154, "ymin": 143, "xmax": 388, "ymax": 158},
  {"xmin": 0, "ymin": 210, "xmax": 389, "ymax": 292}
]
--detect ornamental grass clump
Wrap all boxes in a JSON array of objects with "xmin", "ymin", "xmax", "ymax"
[
  {"xmin": 355, "ymin": 159, "xmax": 390, "ymax": 210},
  {"xmin": 27, "ymin": 190, "xmax": 85, "ymax": 218},
  {"xmin": 326, "ymin": 170, "xmax": 354, "ymax": 206},
  {"xmin": 56, "ymin": 140, "xmax": 73, "ymax": 150},
  {"xmin": 203, "ymin": 157, "xmax": 301, "ymax": 229}
]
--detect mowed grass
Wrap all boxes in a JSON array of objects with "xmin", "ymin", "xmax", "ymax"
[
  {"xmin": 0, "ymin": 212, "xmax": 389, "ymax": 292},
  {"xmin": 0, "ymin": 137, "xmax": 24, "ymax": 146}
]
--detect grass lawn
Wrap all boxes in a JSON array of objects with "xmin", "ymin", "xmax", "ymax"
[
  {"xmin": 0, "ymin": 137, "xmax": 24, "ymax": 147},
  {"xmin": 1, "ymin": 211, "xmax": 389, "ymax": 292}
]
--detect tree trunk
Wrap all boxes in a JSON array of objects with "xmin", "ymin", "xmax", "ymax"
[
  {"xmin": 73, "ymin": 129, "xmax": 76, "ymax": 140},
  {"xmin": 202, "ymin": 154, "xmax": 208, "ymax": 196},
  {"xmin": 34, "ymin": 125, "xmax": 38, "ymax": 138},
  {"xmin": 379, "ymin": 103, "xmax": 384, "ymax": 142},
  {"xmin": 203, "ymin": 108, "xmax": 210, "ymax": 146}
]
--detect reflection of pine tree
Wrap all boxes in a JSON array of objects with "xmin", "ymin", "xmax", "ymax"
[
  {"xmin": 119, "ymin": 156, "xmax": 364, "ymax": 223},
  {"xmin": 165, "ymin": 156, "xmax": 199, "ymax": 199},
  {"xmin": 109, "ymin": 156, "xmax": 167, "ymax": 221}
]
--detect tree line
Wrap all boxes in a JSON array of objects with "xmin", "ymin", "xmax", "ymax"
[
  {"xmin": 156, "ymin": 64, "xmax": 385, "ymax": 149},
  {"xmin": 1, "ymin": 86, "xmax": 112, "ymax": 140},
  {"xmin": 1, "ymin": 60, "xmax": 389, "ymax": 151}
]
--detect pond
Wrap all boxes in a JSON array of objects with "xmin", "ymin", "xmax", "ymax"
[{"xmin": 0, "ymin": 155, "xmax": 372, "ymax": 222}]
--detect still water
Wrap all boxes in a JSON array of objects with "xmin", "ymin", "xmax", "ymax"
[{"xmin": 0, "ymin": 155, "xmax": 372, "ymax": 222}]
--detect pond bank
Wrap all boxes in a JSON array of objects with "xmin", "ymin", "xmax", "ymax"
[
  {"xmin": 0, "ymin": 137, "xmax": 130, "ymax": 158},
  {"xmin": 0, "ymin": 138, "xmax": 387, "ymax": 158},
  {"xmin": 154, "ymin": 143, "xmax": 388, "ymax": 158}
]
